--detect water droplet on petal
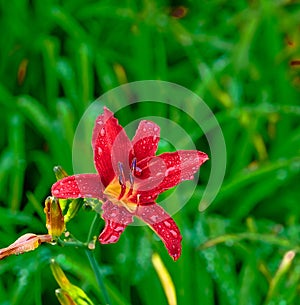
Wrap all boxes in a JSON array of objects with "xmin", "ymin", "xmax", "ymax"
[
  {"xmin": 154, "ymin": 127, "xmax": 158, "ymax": 132},
  {"xmin": 164, "ymin": 221, "xmax": 171, "ymax": 228},
  {"xmin": 53, "ymin": 189, "xmax": 59, "ymax": 195},
  {"xmin": 100, "ymin": 128, "xmax": 106, "ymax": 136},
  {"xmin": 105, "ymin": 234, "xmax": 119, "ymax": 243},
  {"xmin": 98, "ymin": 147, "xmax": 102, "ymax": 154},
  {"xmin": 165, "ymin": 166, "xmax": 175, "ymax": 177},
  {"xmin": 170, "ymin": 230, "xmax": 178, "ymax": 238},
  {"xmin": 114, "ymin": 225, "xmax": 125, "ymax": 232},
  {"xmin": 150, "ymin": 215, "xmax": 158, "ymax": 222}
]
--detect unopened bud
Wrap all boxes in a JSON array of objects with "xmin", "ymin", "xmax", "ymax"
[
  {"xmin": 0, "ymin": 234, "xmax": 51, "ymax": 260},
  {"xmin": 51, "ymin": 260, "xmax": 94, "ymax": 305},
  {"xmin": 53, "ymin": 166, "xmax": 68, "ymax": 180},
  {"xmin": 53, "ymin": 166, "xmax": 82, "ymax": 221},
  {"xmin": 44, "ymin": 196, "xmax": 65, "ymax": 238}
]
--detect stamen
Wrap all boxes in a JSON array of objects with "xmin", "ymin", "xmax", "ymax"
[
  {"xmin": 129, "ymin": 172, "xmax": 134, "ymax": 186},
  {"xmin": 118, "ymin": 162, "xmax": 126, "ymax": 200},
  {"xmin": 118, "ymin": 162, "xmax": 125, "ymax": 185},
  {"xmin": 131, "ymin": 158, "xmax": 137, "ymax": 172},
  {"xmin": 126, "ymin": 158, "xmax": 137, "ymax": 197},
  {"xmin": 127, "ymin": 172, "xmax": 134, "ymax": 197},
  {"xmin": 114, "ymin": 159, "xmax": 141, "ymax": 200},
  {"xmin": 118, "ymin": 175, "xmax": 124, "ymax": 185},
  {"xmin": 131, "ymin": 157, "xmax": 142, "ymax": 176}
]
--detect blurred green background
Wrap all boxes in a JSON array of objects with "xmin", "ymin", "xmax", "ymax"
[{"xmin": 1, "ymin": 0, "xmax": 300, "ymax": 304}]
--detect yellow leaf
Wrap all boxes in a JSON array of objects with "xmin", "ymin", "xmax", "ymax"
[{"xmin": 152, "ymin": 253, "xmax": 177, "ymax": 305}]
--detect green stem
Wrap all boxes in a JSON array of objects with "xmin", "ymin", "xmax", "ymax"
[
  {"xmin": 85, "ymin": 249, "xmax": 111, "ymax": 305},
  {"xmin": 56, "ymin": 214, "xmax": 110, "ymax": 304},
  {"xmin": 57, "ymin": 214, "xmax": 100, "ymax": 248},
  {"xmin": 86, "ymin": 213, "xmax": 111, "ymax": 305},
  {"xmin": 57, "ymin": 238, "xmax": 87, "ymax": 248},
  {"xmin": 86, "ymin": 213, "xmax": 99, "ymax": 243}
]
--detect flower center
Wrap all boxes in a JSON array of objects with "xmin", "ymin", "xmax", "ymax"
[{"xmin": 103, "ymin": 158, "xmax": 141, "ymax": 212}]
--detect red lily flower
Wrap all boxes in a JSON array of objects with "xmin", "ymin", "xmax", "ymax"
[{"xmin": 52, "ymin": 107, "xmax": 208, "ymax": 260}]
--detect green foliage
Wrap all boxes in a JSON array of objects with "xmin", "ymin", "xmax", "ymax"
[{"xmin": 0, "ymin": 0, "xmax": 300, "ymax": 304}]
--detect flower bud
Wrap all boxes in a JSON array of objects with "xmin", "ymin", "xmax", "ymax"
[
  {"xmin": 53, "ymin": 165, "xmax": 82, "ymax": 222},
  {"xmin": 44, "ymin": 196, "xmax": 65, "ymax": 238},
  {"xmin": 0, "ymin": 234, "xmax": 51, "ymax": 260},
  {"xmin": 63, "ymin": 198, "xmax": 82, "ymax": 223},
  {"xmin": 53, "ymin": 166, "xmax": 69, "ymax": 213},
  {"xmin": 51, "ymin": 260, "xmax": 94, "ymax": 305},
  {"xmin": 53, "ymin": 165, "xmax": 68, "ymax": 180},
  {"xmin": 55, "ymin": 289, "xmax": 76, "ymax": 305}
]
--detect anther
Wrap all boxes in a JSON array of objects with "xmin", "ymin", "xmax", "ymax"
[
  {"xmin": 118, "ymin": 162, "xmax": 125, "ymax": 185},
  {"xmin": 126, "ymin": 158, "xmax": 138, "ymax": 197},
  {"xmin": 117, "ymin": 162, "xmax": 126, "ymax": 200},
  {"xmin": 129, "ymin": 172, "xmax": 134, "ymax": 187},
  {"xmin": 131, "ymin": 158, "xmax": 137, "ymax": 172},
  {"xmin": 131, "ymin": 157, "xmax": 142, "ymax": 176}
]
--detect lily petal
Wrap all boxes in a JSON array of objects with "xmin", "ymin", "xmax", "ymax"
[
  {"xmin": 51, "ymin": 174, "xmax": 103, "ymax": 199},
  {"xmin": 92, "ymin": 107, "xmax": 132, "ymax": 187},
  {"xmin": 99, "ymin": 200, "xmax": 134, "ymax": 244},
  {"xmin": 134, "ymin": 150, "xmax": 208, "ymax": 202},
  {"xmin": 136, "ymin": 204, "xmax": 182, "ymax": 261},
  {"xmin": 132, "ymin": 120, "xmax": 160, "ymax": 162}
]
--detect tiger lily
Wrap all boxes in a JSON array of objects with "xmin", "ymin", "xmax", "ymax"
[{"xmin": 52, "ymin": 107, "xmax": 208, "ymax": 260}]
